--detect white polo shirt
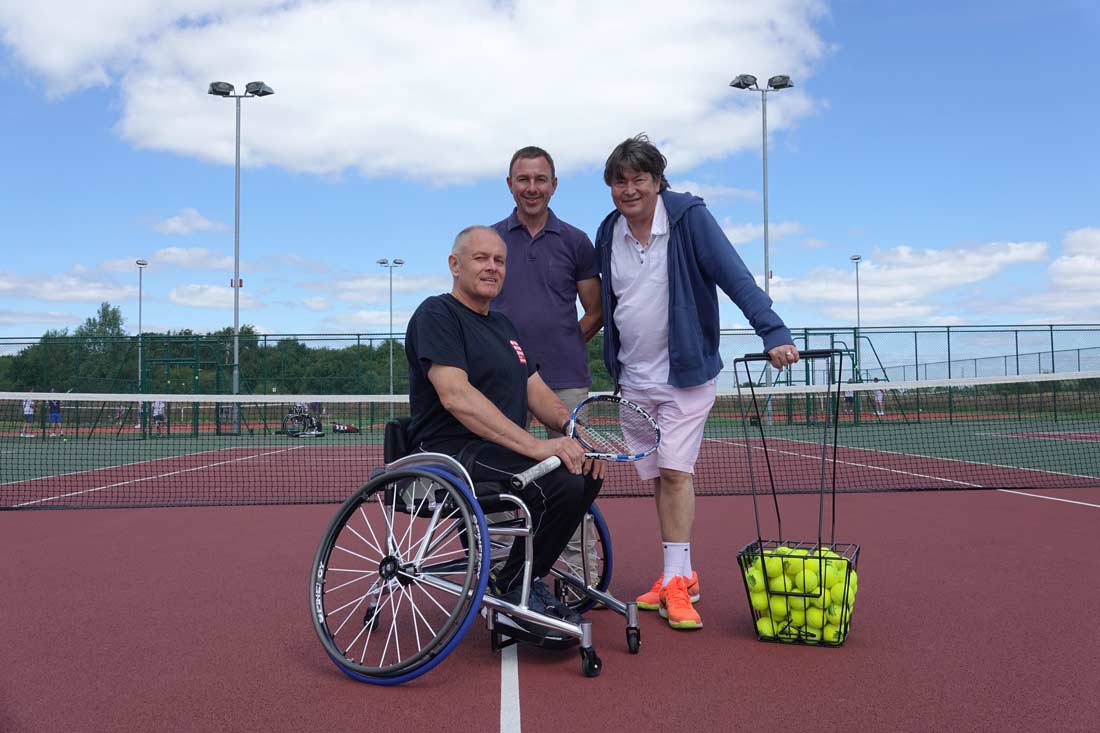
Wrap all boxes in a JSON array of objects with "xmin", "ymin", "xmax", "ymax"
[{"xmin": 610, "ymin": 196, "xmax": 670, "ymax": 388}]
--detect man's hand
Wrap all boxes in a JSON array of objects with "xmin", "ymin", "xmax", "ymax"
[
  {"xmin": 533, "ymin": 436, "xmax": 588, "ymax": 475},
  {"xmin": 767, "ymin": 344, "xmax": 801, "ymax": 370}
]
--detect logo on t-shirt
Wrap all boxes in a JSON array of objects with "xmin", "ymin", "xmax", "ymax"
[{"xmin": 509, "ymin": 339, "xmax": 527, "ymax": 365}]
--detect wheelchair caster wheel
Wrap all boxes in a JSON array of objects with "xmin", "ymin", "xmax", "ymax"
[
  {"xmin": 626, "ymin": 626, "xmax": 640, "ymax": 654},
  {"xmin": 580, "ymin": 647, "xmax": 602, "ymax": 678}
]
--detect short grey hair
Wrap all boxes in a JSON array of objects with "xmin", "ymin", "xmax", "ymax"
[
  {"xmin": 603, "ymin": 133, "xmax": 670, "ymax": 192},
  {"xmin": 451, "ymin": 225, "xmax": 503, "ymax": 254}
]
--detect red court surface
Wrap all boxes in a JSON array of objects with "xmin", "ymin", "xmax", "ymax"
[{"xmin": 2, "ymin": 488, "xmax": 1098, "ymax": 732}]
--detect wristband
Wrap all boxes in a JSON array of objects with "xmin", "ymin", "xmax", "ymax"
[{"xmin": 561, "ymin": 421, "xmax": 571, "ymax": 437}]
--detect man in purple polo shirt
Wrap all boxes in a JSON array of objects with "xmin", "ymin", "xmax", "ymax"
[{"xmin": 490, "ymin": 146, "xmax": 602, "ymax": 426}]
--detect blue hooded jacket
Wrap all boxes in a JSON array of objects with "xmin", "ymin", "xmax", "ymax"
[{"xmin": 595, "ymin": 190, "xmax": 794, "ymax": 388}]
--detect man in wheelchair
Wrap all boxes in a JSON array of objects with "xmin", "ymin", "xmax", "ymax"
[{"xmin": 404, "ymin": 225, "xmax": 604, "ymax": 641}]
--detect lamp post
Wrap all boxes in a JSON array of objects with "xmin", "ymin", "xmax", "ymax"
[
  {"xmin": 209, "ymin": 80, "xmax": 274, "ymax": 426},
  {"xmin": 851, "ymin": 254, "xmax": 862, "ymax": 379},
  {"xmin": 136, "ymin": 259, "xmax": 148, "ymax": 392},
  {"xmin": 730, "ymin": 74, "xmax": 794, "ymax": 297},
  {"xmin": 377, "ymin": 258, "xmax": 405, "ymax": 395}
]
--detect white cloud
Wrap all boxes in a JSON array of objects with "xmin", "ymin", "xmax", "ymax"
[
  {"xmin": 802, "ymin": 237, "xmax": 829, "ymax": 249},
  {"xmin": 0, "ymin": 270, "xmax": 138, "ymax": 302},
  {"xmin": 721, "ymin": 220, "xmax": 806, "ymax": 246},
  {"xmin": 0, "ymin": 1, "xmax": 828, "ymax": 181},
  {"xmin": 302, "ymin": 296, "xmax": 329, "ymax": 312},
  {"xmin": 152, "ymin": 208, "xmax": 228, "ymax": 235},
  {"xmin": 0, "ymin": 308, "xmax": 79, "ymax": 325},
  {"xmin": 169, "ymin": 284, "xmax": 259, "ymax": 308},
  {"xmin": 671, "ymin": 181, "xmax": 757, "ymax": 201},
  {"xmin": 1048, "ymin": 227, "xmax": 1100, "ymax": 291},
  {"xmin": 328, "ymin": 273, "xmax": 451, "ymax": 303},
  {"xmin": 154, "ymin": 246, "xmax": 234, "ymax": 270},
  {"xmin": 333, "ymin": 309, "xmax": 413, "ymax": 328}
]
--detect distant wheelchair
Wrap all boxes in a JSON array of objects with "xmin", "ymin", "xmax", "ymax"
[
  {"xmin": 309, "ymin": 417, "xmax": 640, "ymax": 685},
  {"xmin": 282, "ymin": 404, "xmax": 323, "ymax": 437}
]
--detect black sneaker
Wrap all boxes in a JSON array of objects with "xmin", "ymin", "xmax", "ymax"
[{"xmin": 530, "ymin": 578, "xmax": 583, "ymax": 625}]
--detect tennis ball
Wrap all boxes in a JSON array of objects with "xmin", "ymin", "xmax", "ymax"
[
  {"xmin": 742, "ymin": 555, "xmax": 763, "ymax": 575},
  {"xmin": 807, "ymin": 584, "xmax": 830, "ymax": 609},
  {"xmin": 825, "ymin": 603, "xmax": 844, "ymax": 625},
  {"xmin": 805, "ymin": 606, "xmax": 826, "ymax": 629},
  {"xmin": 788, "ymin": 607, "xmax": 806, "ymax": 627},
  {"xmin": 769, "ymin": 595, "xmax": 789, "ymax": 620},
  {"xmin": 769, "ymin": 574, "xmax": 793, "ymax": 593},
  {"xmin": 773, "ymin": 545, "xmax": 793, "ymax": 556},
  {"xmin": 822, "ymin": 624, "xmax": 843, "ymax": 644},
  {"xmin": 829, "ymin": 582, "xmax": 852, "ymax": 606},
  {"xmin": 785, "ymin": 548, "xmax": 810, "ymax": 577},
  {"xmin": 822, "ymin": 564, "xmax": 846, "ymax": 590},
  {"xmin": 777, "ymin": 624, "xmax": 800, "ymax": 643},
  {"xmin": 795, "ymin": 569, "xmax": 819, "ymax": 593},
  {"xmin": 787, "ymin": 591, "xmax": 809, "ymax": 611},
  {"xmin": 802, "ymin": 626, "xmax": 823, "ymax": 644},
  {"xmin": 744, "ymin": 568, "xmax": 766, "ymax": 592},
  {"xmin": 756, "ymin": 616, "xmax": 777, "ymax": 638},
  {"xmin": 763, "ymin": 555, "xmax": 784, "ymax": 578},
  {"xmin": 749, "ymin": 590, "xmax": 769, "ymax": 612}
]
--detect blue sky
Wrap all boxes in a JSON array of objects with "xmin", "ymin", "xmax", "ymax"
[{"xmin": 1, "ymin": 0, "xmax": 1097, "ymax": 343}]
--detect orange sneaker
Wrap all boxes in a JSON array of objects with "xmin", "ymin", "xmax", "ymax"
[
  {"xmin": 636, "ymin": 571, "xmax": 700, "ymax": 611},
  {"xmin": 659, "ymin": 576, "xmax": 703, "ymax": 630}
]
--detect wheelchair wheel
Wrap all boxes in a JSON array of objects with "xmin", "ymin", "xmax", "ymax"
[
  {"xmin": 550, "ymin": 502, "xmax": 612, "ymax": 614},
  {"xmin": 282, "ymin": 413, "xmax": 308, "ymax": 436},
  {"xmin": 310, "ymin": 467, "xmax": 490, "ymax": 685}
]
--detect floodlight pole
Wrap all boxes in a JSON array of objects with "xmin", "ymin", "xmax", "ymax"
[
  {"xmin": 136, "ymin": 259, "xmax": 148, "ymax": 392},
  {"xmin": 377, "ymin": 258, "xmax": 405, "ymax": 396},
  {"xmin": 851, "ymin": 254, "xmax": 863, "ymax": 380},
  {"xmin": 209, "ymin": 80, "xmax": 274, "ymax": 432}
]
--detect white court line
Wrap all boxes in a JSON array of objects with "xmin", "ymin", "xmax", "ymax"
[
  {"xmin": 500, "ymin": 644, "xmax": 521, "ymax": 733},
  {"xmin": 12, "ymin": 446, "xmax": 304, "ymax": 507},
  {"xmin": 996, "ymin": 489, "xmax": 1100, "ymax": 508}
]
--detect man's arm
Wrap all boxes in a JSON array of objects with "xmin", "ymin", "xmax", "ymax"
[
  {"xmin": 427, "ymin": 363, "xmax": 586, "ymax": 472},
  {"xmin": 576, "ymin": 276, "xmax": 603, "ymax": 342},
  {"xmin": 526, "ymin": 371, "xmax": 573, "ymax": 437}
]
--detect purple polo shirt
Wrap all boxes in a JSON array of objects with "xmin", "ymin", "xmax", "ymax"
[{"xmin": 490, "ymin": 208, "xmax": 599, "ymax": 389}]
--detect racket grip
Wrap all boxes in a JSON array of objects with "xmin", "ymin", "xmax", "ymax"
[{"xmin": 511, "ymin": 456, "xmax": 562, "ymax": 490}]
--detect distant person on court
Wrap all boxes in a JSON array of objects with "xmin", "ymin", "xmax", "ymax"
[
  {"xmin": 404, "ymin": 225, "xmax": 603, "ymax": 639},
  {"xmin": 47, "ymin": 397, "xmax": 63, "ymax": 437},
  {"xmin": 594, "ymin": 134, "xmax": 800, "ymax": 631},
  {"xmin": 115, "ymin": 403, "xmax": 126, "ymax": 428},
  {"xmin": 489, "ymin": 145, "xmax": 603, "ymax": 572},
  {"xmin": 22, "ymin": 397, "xmax": 34, "ymax": 437},
  {"xmin": 153, "ymin": 400, "xmax": 166, "ymax": 434},
  {"xmin": 872, "ymin": 378, "xmax": 885, "ymax": 417}
]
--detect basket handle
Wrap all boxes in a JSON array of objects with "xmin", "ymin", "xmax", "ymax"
[{"xmin": 737, "ymin": 348, "xmax": 842, "ymax": 362}]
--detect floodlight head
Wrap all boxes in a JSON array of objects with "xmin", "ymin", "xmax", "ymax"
[
  {"xmin": 136, "ymin": 259, "xmax": 149, "ymax": 267},
  {"xmin": 730, "ymin": 74, "xmax": 758, "ymax": 89},
  {"xmin": 767, "ymin": 75, "xmax": 794, "ymax": 90},
  {"xmin": 377, "ymin": 258, "xmax": 389, "ymax": 265},
  {"xmin": 208, "ymin": 81, "xmax": 235, "ymax": 97},
  {"xmin": 850, "ymin": 254, "xmax": 862, "ymax": 263},
  {"xmin": 245, "ymin": 81, "xmax": 274, "ymax": 97},
  {"xmin": 393, "ymin": 258, "xmax": 405, "ymax": 266}
]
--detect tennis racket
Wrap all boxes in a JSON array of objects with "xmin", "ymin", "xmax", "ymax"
[{"xmin": 510, "ymin": 395, "xmax": 661, "ymax": 489}]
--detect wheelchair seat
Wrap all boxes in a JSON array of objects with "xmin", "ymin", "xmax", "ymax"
[{"xmin": 383, "ymin": 417, "xmax": 514, "ymax": 515}]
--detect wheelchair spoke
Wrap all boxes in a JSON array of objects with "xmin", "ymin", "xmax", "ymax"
[{"xmin": 324, "ymin": 569, "xmax": 378, "ymax": 595}]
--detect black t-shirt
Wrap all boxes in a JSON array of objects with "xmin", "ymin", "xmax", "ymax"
[{"xmin": 405, "ymin": 293, "xmax": 535, "ymax": 449}]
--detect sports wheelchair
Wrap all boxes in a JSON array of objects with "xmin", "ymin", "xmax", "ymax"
[
  {"xmin": 309, "ymin": 417, "xmax": 640, "ymax": 685},
  {"xmin": 282, "ymin": 404, "xmax": 323, "ymax": 437}
]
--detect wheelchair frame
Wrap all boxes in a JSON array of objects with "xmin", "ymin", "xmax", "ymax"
[{"xmin": 310, "ymin": 450, "xmax": 639, "ymax": 684}]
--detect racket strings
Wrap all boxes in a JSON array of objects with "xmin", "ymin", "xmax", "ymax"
[{"xmin": 573, "ymin": 402, "xmax": 657, "ymax": 456}]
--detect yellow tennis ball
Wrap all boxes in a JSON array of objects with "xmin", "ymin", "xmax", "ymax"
[
  {"xmin": 769, "ymin": 595, "xmax": 789, "ymax": 620},
  {"xmin": 788, "ymin": 607, "xmax": 806, "ymax": 627},
  {"xmin": 825, "ymin": 603, "xmax": 844, "ymax": 625},
  {"xmin": 742, "ymin": 555, "xmax": 763, "ymax": 575},
  {"xmin": 763, "ymin": 555, "xmax": 784, "ymax": 577},
  {"xmin": 802, "ymin": 626, "xmax": 823, "ymax": 644},
  {"xmin": 744, "ymin": 568, "xmax": 766, "ymax": 593},
  {"xmin": 769, "ymin": 574, "xmax": 793, "ymax": 593},
  {"xmin": 795, "ymin": 569, "xmax": 819, "ymax": 593},
  {"xmin": 787, "ymin": 590, "xmax": 809, "ymax": 611},
  {"xmin": 777, "ymin": 624, "xmax": 800, "ymax": 643},
  {"xmin": 805, "ymin": 606, "xmax": 825, "ymax": 629},
  {"xmin": 749, "ymin": 590, "xmax": 769, "ymax": 612},
  {"xmin": 822, "ymin": 624, "xmax": 843, "ymax": 644},
  {"xmin": 829, "ymin": 581, "xmax": 852, "ymax": 606},
  {"xmin": 807, "ymin": 584, "xmax": 830, "ymax": 609},
  {"xmin": 822, "ymin": 564, "xmax": 846, "ymax": 589},
  {"xmin": 756, "ymin": 616, "xmax": 777, "ymax": 638}
]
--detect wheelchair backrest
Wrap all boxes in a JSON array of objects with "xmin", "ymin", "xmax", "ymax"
[{"xmin": 384, "ymin": 416, "xmax": 413, "ymax": 463}]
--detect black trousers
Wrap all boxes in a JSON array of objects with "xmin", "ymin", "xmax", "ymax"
[{"xmin": 429, "ymin": 439, "xmax": 602, "ymax": 593}]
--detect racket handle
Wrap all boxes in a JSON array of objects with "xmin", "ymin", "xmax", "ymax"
[
  {"xmin": 511, "ymin": 456, "xmax": 562, "ymax": 490},
  {"xmin": 740, "ymin": 348, "xmax": 842, "ymax": 361}
]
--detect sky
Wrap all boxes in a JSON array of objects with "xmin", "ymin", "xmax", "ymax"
[{"xmin": 1, "ymin": 0, "xmax": 1098, "ymax": 344}]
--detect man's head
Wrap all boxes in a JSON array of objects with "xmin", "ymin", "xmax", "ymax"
[
  {"xmin": 507, "ymin": 146, "xmax": 557, "ymax": 222},
  {"xmin": 449, "ymin": 225, "xmax": 507, "ymax": 307},
  {"xmin": 604, "ymin": 134, "xmax": 668, "ymax": 223}
]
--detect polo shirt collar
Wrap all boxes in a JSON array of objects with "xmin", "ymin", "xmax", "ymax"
[{"xmin": 506, "ymin": 207, "xmax": 562, "ymax": 234}]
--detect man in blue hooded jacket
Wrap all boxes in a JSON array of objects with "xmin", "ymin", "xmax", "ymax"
[{"xmin": 595, "ymin": 134, "xmax": 800, "ymax": 630}]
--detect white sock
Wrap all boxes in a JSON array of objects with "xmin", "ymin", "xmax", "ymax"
[{"xmin": 661, "ymin": 542, "xmax": 691, "ymax": 587}]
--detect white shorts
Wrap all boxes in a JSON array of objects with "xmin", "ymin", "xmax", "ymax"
[{"xmin": 621, "ymin": 380, "xmax": 717, "ymax": 480}]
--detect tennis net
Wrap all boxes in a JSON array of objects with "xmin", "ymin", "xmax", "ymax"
[{"xmin": 3, "ymin": 372, "xmax": 1099, "ymax": 509}]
